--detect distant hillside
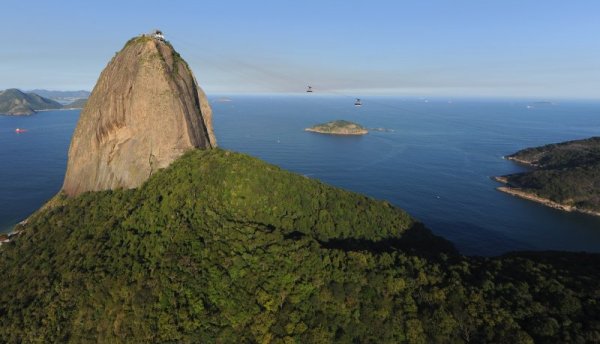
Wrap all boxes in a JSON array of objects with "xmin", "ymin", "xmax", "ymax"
[
  {"xmin": 496, "ymin": 137, "xmax": 600, "ymax": 216},
  {"xmin": 29, "ymin": 89, "xmax": 90, "ymax": 99},
  {"xmin": 0, "ymin": 89, "xmax": 63, "ymax": 115},
  {"xmin": 28, "ymin": 89, "xmax": 90, "ymax": 106},
  {"xmin": 63, "ymin": 98, "xmax": 87, "ymax": 109}
]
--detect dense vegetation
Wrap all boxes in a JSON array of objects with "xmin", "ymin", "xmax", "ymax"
[
  {"xmin": 0, "ymin": 88, "xmax": 63, "ymax": 115},
  {"xmin": 508, "ymin": 137, "xmax": 600, "ymax": 169},
  {"xmin": 502, "ymin": 137, "xmax": 600, "ymax": 212},
  {"xmin": 1, "ymin": 149, "xmax": 599, "ymax": 343}
]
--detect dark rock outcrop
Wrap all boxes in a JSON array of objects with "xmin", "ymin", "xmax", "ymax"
[{"xmin": 62, "ymin": 35, "xmax": 216, "ymax": 196}]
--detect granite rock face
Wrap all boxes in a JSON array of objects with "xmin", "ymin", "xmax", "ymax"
[{"xmin": 62, "ymin": 36, "xmax": 216, "ymax": 196}]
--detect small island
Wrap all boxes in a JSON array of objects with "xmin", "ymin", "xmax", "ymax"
[
  {"xmin": 495, "ymin": 137, "xmax": 600, "ymax": 216},
  {"xmin": 305, "ymin": 120, "xmax": 368, "ymax": 135}
]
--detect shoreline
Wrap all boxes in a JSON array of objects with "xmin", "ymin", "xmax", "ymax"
[
  {"xmin": 37, "ymin": 108, "xmax": 83, "ymax": 112},
  {"xmin": 1, "ymin": 108, "xmax": 83, "ymax": 116},
  {"xmin": 304, "ymin": 128, "xmax": 368, "ymax": 136},
  {"xmin": 505, "ymin": 156, "xmax": 539, "ymax": 167},
  {"xmin": 493, "ymin": 177, "xmax": 600, "ymax": 217}
]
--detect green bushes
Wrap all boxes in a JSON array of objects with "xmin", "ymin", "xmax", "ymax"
[{"xmin": 0, "ymin": 149, "xmax": 599, "ymax": 343}]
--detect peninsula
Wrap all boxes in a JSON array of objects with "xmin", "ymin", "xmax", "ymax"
[
  {"xmin": 305, "ymin": 120, "xmax": 368, "ymax": 135},
  {"xmin": 495, "ymin": 137, "xmax": 600, "ymax": 216}
]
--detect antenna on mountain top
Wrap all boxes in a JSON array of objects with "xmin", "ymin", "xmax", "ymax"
[{"xmin": 151, "ymin": 29, "xmax": 165, "ymax": 41}]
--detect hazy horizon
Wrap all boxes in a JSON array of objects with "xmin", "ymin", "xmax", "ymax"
[
  {"xmin": 2, "ymin": 0, "xmax": 599, "ymax": 99},
  {"xmin": 11, "ymin": 90, "xmax": 600, "ymax": 102}
]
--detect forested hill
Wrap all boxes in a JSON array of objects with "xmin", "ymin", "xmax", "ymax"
[
  {"xmin": 499, "ymin": 137, "xmax": 600, "ymax": 214},
  {"xmin": 1, "ymin": 149, "xmax": 599, "ymax": 343},
  {"xmin": 507, "ymin": 137, "xmax": 600, "ymax": 168}
]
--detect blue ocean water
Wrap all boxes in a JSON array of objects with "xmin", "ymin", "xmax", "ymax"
[
  {"xmin": 0, "ymin": 110, "xmax": 77, "ymax": 232},
  {"xmin": 2, "ymin": 97, "xmax": 600, "ymax": 255}
]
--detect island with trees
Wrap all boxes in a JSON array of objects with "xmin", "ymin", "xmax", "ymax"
[{"xmin": 305, "ymin": 120, "xmax": 368, "ymax": 135}]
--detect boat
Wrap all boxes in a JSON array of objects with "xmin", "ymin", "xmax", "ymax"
[
  {"xmin": 354, "ymin": 98, "xmax": 362, "ymax": 107},
  {"xmin": 306, "ymin": 86, "xmax": 313, "ymax": 93},
  {"xmin": 15, "ymin": 128, "xmax": 27, "ymax": 133}
]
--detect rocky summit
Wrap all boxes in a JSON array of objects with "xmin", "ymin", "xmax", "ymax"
[{"xmin": 62, "ymin": 35, "xmax": 216, "ymax": 196}]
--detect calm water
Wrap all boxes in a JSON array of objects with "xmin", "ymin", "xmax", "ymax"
[{"xmin": 1, "ymin": 97, "xmax": 600, "ymax": 255}]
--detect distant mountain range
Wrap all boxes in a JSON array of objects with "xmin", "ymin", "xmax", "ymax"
[
  {"xmin": 28, "ymin": 89, "xmax": 90, "ymax": 100},
  {"xmin": 0, "ymin": 89, "xmax": 88, "ymax": 115},
  {"xmin": 62, "ymin": 98, "xmax": 87, "ymax": 109}
]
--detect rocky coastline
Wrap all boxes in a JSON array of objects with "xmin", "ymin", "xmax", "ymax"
[
  {"xmin": 304, "ymin": 127, "xmax": 368, "ymax": 135},
  {"xmin": 504, "ymin": 155, "xmax": 538, "ymax": 167},
  {"xmin": 494, "ymin": 177, "xmax": 600, "ymax": 217},
  {"xmin": 496, "ymin": 137, "xmax": 600, "ymax": 217}
]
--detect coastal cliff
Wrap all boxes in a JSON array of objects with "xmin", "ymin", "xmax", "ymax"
[
  {"xmin": 62, "ymin": 35, "xmax": 216, "ymax": 196},
  {"xmin": 496, "ymin": 137, "xmax": 600, "ymax": 216}
]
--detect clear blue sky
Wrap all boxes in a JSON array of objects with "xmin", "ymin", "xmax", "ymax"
[{"xmin": 1, "ymin": 0, "xmax": 599, "ymax": 98}]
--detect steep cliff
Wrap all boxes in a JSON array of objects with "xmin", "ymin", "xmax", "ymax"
[{"xmin": 62, "ymin": 35, "xmax": 216, "ymax": 196}]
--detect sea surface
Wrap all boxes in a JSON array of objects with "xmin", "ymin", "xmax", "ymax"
[{"xmin": 1, "ymin": 97, "xmax": 600, "ymax": 255}]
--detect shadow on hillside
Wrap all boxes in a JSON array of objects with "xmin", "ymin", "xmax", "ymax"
[{"xmin": 285, "ymin": 222, "xmax": 459, "ymax": 260}]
